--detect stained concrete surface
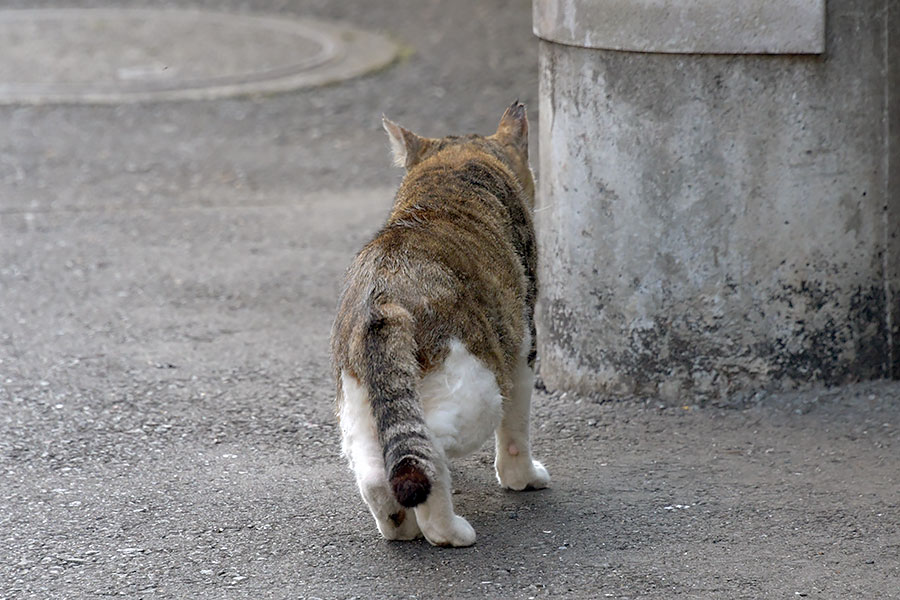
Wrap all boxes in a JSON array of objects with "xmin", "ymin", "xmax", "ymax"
[
  {"xmin": 0, "ymin": 1, "xmax": 898, "ymax": 599},
  {"xmin": 532, "ymin": 0, "xmax": 825, "ymax": 54},
  {"xmin": 534, "ymin": 0, "xmax": 898, "ymax": 399}
]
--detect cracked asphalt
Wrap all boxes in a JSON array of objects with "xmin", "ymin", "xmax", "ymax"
[{"xmin": 1, "ymin": 1, "xmax": 898, "ymax": 598}]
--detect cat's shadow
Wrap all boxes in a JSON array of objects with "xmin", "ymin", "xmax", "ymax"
[{"xmin": 382, "ymin": 455, "xmax": 571, "ymax": 555}]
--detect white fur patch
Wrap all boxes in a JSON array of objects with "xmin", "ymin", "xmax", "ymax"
[
  {"xmin": 493, "ymin": 326, "xmax": 550, "ymax": 491},
  {"xmin": 419, "ymin": 338, "xmax": 503, "ymax": 458},
  {"xmin": 338, "ymin": 371, "xmax": 380, "ymax": 476},
  {"xmin": 340, "ymin": 371, "xmax": 422, "ymax": 540}
]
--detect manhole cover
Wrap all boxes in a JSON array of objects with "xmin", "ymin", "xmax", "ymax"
[{"xmin": 0, "ymin": 8, "xmax": 400, "ymax": 104}]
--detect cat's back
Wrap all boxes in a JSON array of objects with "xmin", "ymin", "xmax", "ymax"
[
  {"xmin": 382, "ymin": 144, "xmax": 524, "ymax": 269},
  {"xmin": 334, "ymin": 144, "xmax": 531, "ymax": 382}
]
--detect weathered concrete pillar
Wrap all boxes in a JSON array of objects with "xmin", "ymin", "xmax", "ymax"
[{"xmin": 534, "ymin": 0, "xmax": 899, "ymax": 400}]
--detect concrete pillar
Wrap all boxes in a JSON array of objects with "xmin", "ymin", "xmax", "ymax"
[{"xmin": 533, "ymin": 0, "xmax": 899, "ymax": 400}]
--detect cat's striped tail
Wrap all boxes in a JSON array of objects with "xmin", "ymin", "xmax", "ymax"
[{"xmin": 361, "ymin": 302, "xmax": 435, "ymax": 508}]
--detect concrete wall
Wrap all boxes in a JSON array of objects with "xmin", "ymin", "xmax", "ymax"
[
  {"xmin": 534, "ymin": 0, "xmax": 899, "ymax": 400},
  {"xmin": 889, "ymin": 0, "xmax": 900, "ymax": 380}
]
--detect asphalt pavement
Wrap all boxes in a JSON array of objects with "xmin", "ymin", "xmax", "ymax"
[{"xmin": 1, "ymin": 1, "xmax": 898, "ymax": 599}]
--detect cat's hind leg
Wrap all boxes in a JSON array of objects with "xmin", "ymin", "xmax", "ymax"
[
  {"xmin": 339, "ymin": 372, "xmax": 421, "ymax": 541},
  {"xmin": 494, "ymin": 355, "xmax": 550, "ymax": 491},
  {"xmin": 413, "ymin": 455, "xmax": 476, "ymax": 547},
  {"xmin": 357, "ymin": 465, "xmax": 422, "ymax": 541}
]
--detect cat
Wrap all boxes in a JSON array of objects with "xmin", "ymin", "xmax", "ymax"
[{"xmin": 330, "ymin": 101, "xmax": 549, "ymax": 547}]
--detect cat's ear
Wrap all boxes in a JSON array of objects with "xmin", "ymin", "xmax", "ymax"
[
  {"xmin": 495, "ymin": 100, "xmax": 528, "ymax": 155},
  {"xmin": 382, "ymin": 116, "xmax": 433, "ymax": 169}
]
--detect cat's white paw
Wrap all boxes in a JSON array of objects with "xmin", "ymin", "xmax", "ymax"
[
  {"xmin": 376, "ymin": 508, "xmax": 422, "ymax": 541},
  {"xmin": 496, "ymin": 457, "xmax": 550, "ymax": 491},
  {"xmin": 421, "ymin": 515, "xmax": 476, "ymax": 548}
]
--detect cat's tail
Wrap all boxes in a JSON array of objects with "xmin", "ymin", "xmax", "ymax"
[{"xmin": 361, "ymin": 301, "xmax": 435, "ymax": 508}]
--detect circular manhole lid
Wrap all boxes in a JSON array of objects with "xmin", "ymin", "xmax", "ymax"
[{"xmin": 0, "ymin": 8, "xmax": 400, "ymax": 104}]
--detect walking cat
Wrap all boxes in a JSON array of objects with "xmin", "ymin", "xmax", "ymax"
[{"xmin": 331, "ymin": 102, "xmax": 549, "ymax": 547}]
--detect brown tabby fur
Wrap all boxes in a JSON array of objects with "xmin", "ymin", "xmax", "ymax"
[{"xmin": 331, "ymin": 101, "xmax": 537, "ymax": 509}]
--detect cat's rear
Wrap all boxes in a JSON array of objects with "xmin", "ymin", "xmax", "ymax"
[{"xmin": 331, "ymin": 102, "xmax": 549, "ymax": 547}]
